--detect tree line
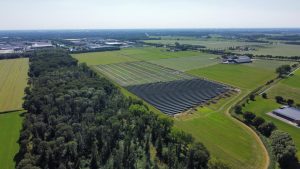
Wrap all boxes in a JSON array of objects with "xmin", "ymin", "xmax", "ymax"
[{"xmin": 16, "ymin": 49, "xmax": 225, "ymax": 169}]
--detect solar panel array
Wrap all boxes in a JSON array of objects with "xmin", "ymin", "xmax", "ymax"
[{"xmin": 127, "ymin": 79, "xmax": 229, "ymax": 115}]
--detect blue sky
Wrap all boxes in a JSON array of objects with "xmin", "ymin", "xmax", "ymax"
[{"xmin": 0, "ymin": 0, "xmax": 299, "ymax": 30}]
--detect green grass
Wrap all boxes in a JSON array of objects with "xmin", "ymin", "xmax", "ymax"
[
  {"xmin": 243, "ymin": 97, "xmax": 300, "ymax": 159},
  {"xmin": 149, "ymin": 52, "xmax": 220, "ymax": 71},
  {"xmin": 174, "ymin": 92, "xmax": 266, "ymax": 169},
  {"xmin": 245, "ymin": 59, "xmax": 296, "ymax": 71},
  {"xmin": 267, "ymin": 69, "xmax": 300, "ymax": 103},
  {"xmin": 144, "ymin": 39, "xmax": 265, "ymax": 49},
  {"xmin": 72, "ymin": 47, "xmax": 205, "ymax": 65},
  {"xmin": 93, "ymin": 61, "xmax": 194, "ymax": 86},
  {"xmin": 120, "ymin": 47, "xmax": 202, "ymax": 60},
  {"xmin": 0, "ymin": 58, "xmax": 29, "ymax": 112},
  {"xmin": 237, "ymin": 43, "xmax": 300, "ymax": 57},
  {"xmin": 72, "ymin": 51, "xmax": 138, "ymax": 65},
  {"xmin": 187, "ymin": 63, "xmax": 277, "ymax": 90},
  {"xmin": 0, "ymin": 111, "xmax": 24, "ymax": 169}
]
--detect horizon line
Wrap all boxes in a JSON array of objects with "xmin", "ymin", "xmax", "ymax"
[{"xmin": 1, "ymin": 27, "xmax": 300, "ymax": 32}]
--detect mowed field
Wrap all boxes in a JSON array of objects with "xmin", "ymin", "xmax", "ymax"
[
  {"xmin": 267, "ymin": 68, "xmax": 300, "ymax": 103},
  {"xmin": 237, "ymin": 43, "xmax": 300, "ymax": 57},
  {"xmin": 0, "ymin": 111, "xmax": 24, "ymax": 169},
  {"xmin": 0, "ymin": 58, "xmax": 29, "ymax": 112},
  {"xmin": 243, "ymin": 97, "xmax": 300, "ymax": 159},
  {"xmin": 149, "ymin": 53, "xmax": 220, "ymax": 71},
  {"xmin": 187, "ymin": 62, "xmax": 276, "ymax": 90},
  {"xmin": 175, "ymin": 93, "xmax": 267, "ymax": 169},
  {"xmin": 93, "ymin": 61, "xmax": 194, "ymax": 86},
  {"xmin": 72, "ymin": 47, "xmax": 207, "ymax": 65},
  {"xmin": 144, "ymin": 38, "xmax": 266, "ymax": 49}
]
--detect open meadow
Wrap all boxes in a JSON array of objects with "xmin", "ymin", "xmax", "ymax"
[
  {"xmin": 0, "ymin": 58, "xmax": 29, "ymax": 112},
  {"xmin": 144, "ymin": 38, "xmax": 266, "ymax": 49},
  {"xmin": 0, "ymin": 111, "xmax": 24, "ymax": 169},
  {"xmin": 243, "ymin": 97, "xmax": 300, "ymax": 159},
  {"xmin": 266, "ymin": 68, "xmax": 300, "ymax": 103},
  {"xmin": 187, "ymin": 62, "xmax": 277, "ymax": 90},
  {"xmin": 149, "ymin": 52, "xmax": 220, "ymax": 71},
  {"xmin": 93, "ymin": 61, "xmax": 194, "ymax": 86},
  {"xmin": 72, "ymin": 47, "xmax": 206, "ymax": 65},
  {"xmin": 174, "ymin": 92, "xmax": 267, "ymax": 169},
  {"xmin": 237, "ymin": 43, "xmax": 300, "ymax": 57}
]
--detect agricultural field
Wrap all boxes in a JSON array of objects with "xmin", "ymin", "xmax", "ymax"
[
  {"xmin": 175, "ymin": 93, "xmax": 267, "ymax": 169},
  {"xmin": 187, "ymin": 62, "xmax": 277, "ymax": 90},
  {"xmin": 72, "ymin": 51, "xmax": 138, "ymax": 65},
  {"xmin": 93, "ymin": 61, "xmax": 194, "ymax": 86},
  {"xmin": 149, "ymin": 52, "xmax": 220, "ymax": 71},
  {"xmin": 237, "ymin": 43, "xmax": 300, "ymax": 57},
  {"xmin": 243, "ymin": 97, "xmax": 300, "ymax": 159},
  {"xmin": 72, "ymin": 47, "xmax": 206, "ymax": 65},
  {"xmin": 144, "ymin": 37, "xmax": 266, "ymax": 49},
  {"xmin": 266, "ymin": 68, "xmax": 300, "ymax": 104},
  {"xmin": 0, "ymin": 111, "xmax": 24, "ymax": 169},
  {"xmin": 120, "ymin": 47, "xmax": 203, "ymax": 60},
  {"xmin": 0, "ymin": 58, "xmax": 29, "ymax": 112}
]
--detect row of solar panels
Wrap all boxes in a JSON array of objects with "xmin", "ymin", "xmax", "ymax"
[{"xmin": 127, "ymin": 79, "xmax": 229, "ymax": 115}]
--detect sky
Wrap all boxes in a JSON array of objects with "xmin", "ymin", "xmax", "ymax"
[{"xmin": 0, "ymin": 0, "xmax": 300, "ymax": 30}]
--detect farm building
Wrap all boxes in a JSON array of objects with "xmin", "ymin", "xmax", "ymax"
[
  {"xmin": 223, "ymin": 55, "xmax": 252, "ymax": 64},
  {"xmin": 273, "ymin": 107, "xmax": 300, "ymax": 125}
]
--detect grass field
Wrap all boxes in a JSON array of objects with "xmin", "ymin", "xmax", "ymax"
[
  {"xmin": 72, "ymin": 51, "xmax": 138, "ymax": 65},
  {"xmin": 0, "ymin": 111, "xmax": 24, "ymax": 169},
  {"xmin": 187, "ymin": 62, "xmax": 277, "ymax": 90},
  {"xmin": 267, "ymin": 69, "xmax": 300, "ymax": 103},
  {"xmin": 149, "ymin": 52, "xmax": 220, "ymax": 71},
  {"xmin": 175, "ymin": 92, "xmax": 267, "ymax": 169},
  {"xmin": 0, "ymin": 58, "xmax": 29, "ymax": 112},
  {"xmin": 72, "ymin": 47, "xmax": 206, "ymax": 65},
  {"xmin": 93, "ymin": 61, "xmax": 194, "ymax": 86},
  {"xmin": 144, "ymin": 39, "xmax": 265, "ymax": 49},
  {"xmin": 237, "ymin": 43, "xmax": 300, "ymax": 57},
  {"xmin": 243, "ymin": 97, "xmax": 300, "ymax": 159},
  {"xmin": 120, "ymin": 47, "xmax": 203, "ymax": 60}
]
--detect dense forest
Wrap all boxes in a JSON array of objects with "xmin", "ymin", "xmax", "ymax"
[{"xmin": 16, "ymin": 49, "xmax": 213, "ymax": 169}]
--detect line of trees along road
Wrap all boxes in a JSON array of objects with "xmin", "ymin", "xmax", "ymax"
[{"xmin": 16, "ymin": 49, "xmax": 212, "ymax": 169}]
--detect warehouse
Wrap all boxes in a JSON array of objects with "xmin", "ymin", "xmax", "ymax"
[{"xmin": 273, "ymin": 107, "xmax": 300, "ymax": 126}]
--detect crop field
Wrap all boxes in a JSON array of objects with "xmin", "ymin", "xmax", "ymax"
[
  {"xmin": 0, "ymin": 58, "xmax": 29, "ymax": 112},
  {"xmin": 120, "ymin": 47, "xmax": 203, "ymax": 60},
  {"xmin": 175, "ymin": 101, "xmax": 266, "ymax": 169},
  {"xmin": 187, "ymin": 63, "xmax": 277, "ymax": 90},
  {"xmin": 73, "ymin": 47, "xmax": 206, "ymax": 65},
  {"xmin": 144, "ymin": 38, "xmax": 266, "ymax": 49},
  {"xmin": 127, "ymin": 79, "xmax": 229, "ymax": 115},
  {"xmin": 237, "ymin": 43, "xmax": 300, "ymax": 57},
  {"xmin": 243, "ymin": 97, "xmax": 300, "ymax": 159},
  {"xmin": 245, "ymin": 59, "xmax": 296, "ymax": 71},
  {"xmin": 149, "ymin": 52, "xmax": 220, "ymax": 71},
  {"xmin": 72, "ymin": 51, "xmax": 138, "ymax": 65},
  {"xmin": 267, "ymin": 68, "xmax": 300, "ymax": 103},
  {"xmin": 93, "ymin": 61, "xmax": 195, "ymax": 86},
  {"xmin": 0, "ymin": 111, "xmax": 24, "ymax": 169}
]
